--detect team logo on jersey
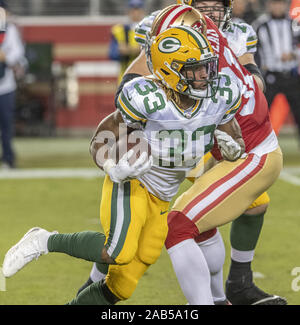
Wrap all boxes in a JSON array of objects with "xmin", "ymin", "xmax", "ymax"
[{"xmin": 158, "ymin": 37, "xmax": 181, "ymax": 53}]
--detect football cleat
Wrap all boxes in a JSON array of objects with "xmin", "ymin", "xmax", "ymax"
[
  {"xmin": 225, "ymin": 271, "xmax": 287, "ymax": 305},
  {"xmin": 2, "ymin": 227, "xmax": 58, "ymax": 278}
]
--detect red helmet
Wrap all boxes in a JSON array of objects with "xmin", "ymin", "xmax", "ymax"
[
  {"xmin": 146, "ymin": 4, "xmax": 207, "ymax": 73},
  {"xmin": 151, "ymin": 4, "xmax": 207, "ymax": 38}
]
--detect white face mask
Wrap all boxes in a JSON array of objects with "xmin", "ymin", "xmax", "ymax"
[{"xmin": 178, "ymin": 57, "xmax": 220, "ymax": 99}]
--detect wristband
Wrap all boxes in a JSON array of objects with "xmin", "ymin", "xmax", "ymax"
[{"xmin": 243, "ymin": 63, "xmax": 266, "ymax": 93}]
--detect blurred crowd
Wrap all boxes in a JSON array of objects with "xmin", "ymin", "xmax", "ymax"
[
  {"xmin": 3, "ymin": 0, "xmax": 283, "ymax": 18},
  {"xmin": 1, "ymin": 0, "xmax": 300, "ymax": 170}
]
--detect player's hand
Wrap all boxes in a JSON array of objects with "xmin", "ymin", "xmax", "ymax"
[
  {"xmin": 214, "ymin": 130, "xmax": 242, "ymax": 161},
  {"xmin": 103, "ymin": 150, "xmax": 153, "ymax": 184}
]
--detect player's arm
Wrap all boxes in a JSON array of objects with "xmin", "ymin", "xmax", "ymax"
[
  {"xmin": 238, "ymin": 52, "xmax": 266, "ymax": 93},
  {"xmin": 215, "ymin": 82, "xmax": 245, "ymax": 161},
  {"xmin": 90, "ymin": 110, "xmax": 151, "ymax": 183},
  {"xmin": 124, "ymin": 48, "xmax": 149, "ymax": 76},
  {"xmin": 89, "ymin": 110, "xmax": 131, "ymax": 169},
  {"xmin": 217, "ymin": 117, "xmax": 245, "ymax": 155},
  {"xmin": 215, "ymin": 118, "xmax": 245, "ymax": 162}
]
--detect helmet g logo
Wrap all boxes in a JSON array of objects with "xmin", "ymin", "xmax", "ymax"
[{"xmin": 158, "ymin": 37, "xmax": 181, "ymax": 53}]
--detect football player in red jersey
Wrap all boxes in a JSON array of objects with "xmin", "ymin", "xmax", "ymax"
[{"xmin": 176, "ymin": 0, "xmax": 286, "ymax": 305}]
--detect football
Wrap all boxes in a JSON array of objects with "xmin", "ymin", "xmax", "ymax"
[{"xmin": 110, "ymin": 130, "xmax": 151, "ymax": 165}]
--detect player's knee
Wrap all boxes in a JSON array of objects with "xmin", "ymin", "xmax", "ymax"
[
  {"xmin": 245, "ymin": 203, "xmax": 269, "ymax": 215},
  {"xmin": 100, "ymin": 281, "xmax": 121, "ymax": 304},
  {"xmin": 245, "ymin": 192, "xmax": 270, "ymax": 215},
  {"xmin": 110, "ymin": 278, "xmax": 138, "ymax": 301},
  {"xmin": 102, "ymin": 246, "xmax": 136, "ymax": 266},
  {"xmin": 195, "ymin": 228, "xmax": 217, "ymax": 243},
  {"xmin": 101, "ymin": 248, "xmax": 117, "ymax": 264},
  {"xmin": 165, "ymin": 211, "xmax": 199, "ymax": 249},
  {"xmin": 106, "ymin": 258, "xmax": 149, "ymax": 301},
  {"xmin": 138, "ymin": 230, "xmax": 168, "ymax": 266}
]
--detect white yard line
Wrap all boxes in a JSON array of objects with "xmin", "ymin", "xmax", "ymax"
[
  {"xmin": 280, "ymin": 169, "xmax": 300, "ymax": 186},
  {"xmin": 0, "ymin": 167, "xmax": 300, "ymax": 186},
  {"xmin": 0, "ymin": 268, "xmax": 6, "ymax": 292},
  {"xmin": 0, "ymin": 168, "xmax": 105, "ymax": 179}
]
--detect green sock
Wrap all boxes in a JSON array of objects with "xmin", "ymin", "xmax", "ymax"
[
  {"xmin": 47, "ymin": 231, "xmax": 106, "ymax": 263},
  {"xmin": 230, "ymin": 211, "xmax": 265, "ymax": 251},
  {"xmin": 96, "ymin": 262, "xmax": 109, "ymax": 275},
  {"xmin": 68, "ymin": 281, "xmax": 111, "ymax": 305}
]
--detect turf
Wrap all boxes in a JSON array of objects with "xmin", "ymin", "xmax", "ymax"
[{"xmin": 0, "ymin": 134, "xmax": 299, "ymax": 305}]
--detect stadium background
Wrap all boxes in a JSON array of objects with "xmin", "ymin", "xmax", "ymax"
[{"xmin": 0, "ymin": 0, "xmax": 300, "ymax": 305}]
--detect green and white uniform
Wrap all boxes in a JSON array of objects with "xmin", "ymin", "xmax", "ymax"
[
  {"xmin": 116, "ymin": 75, "xmax": 241, "ymax": 201},
  {"xmin": 222, "ymin": 22, "xmax": 258, "ymax": 57}
]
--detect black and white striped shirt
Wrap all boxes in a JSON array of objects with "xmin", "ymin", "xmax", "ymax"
[{"xmin": 253, "ymin": 14, "xmax": 299, "ymax": 73}]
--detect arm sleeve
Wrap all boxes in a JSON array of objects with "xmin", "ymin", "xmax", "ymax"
[{"xmin": 245, "ymin": 24, "xmax": 258, "ymax": 54}]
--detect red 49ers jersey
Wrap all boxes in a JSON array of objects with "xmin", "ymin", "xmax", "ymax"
[{"xmin": 204, "ymin": 16, "xmax": 275, "ymax": 155}]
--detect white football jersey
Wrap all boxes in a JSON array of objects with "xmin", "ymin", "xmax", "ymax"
[
  {"xmin": 222, "ymin": 22, "xmax": 258, "ymax": 58},
  {"xmin": 134, "ymin": 11, "xmax": 258, "ymax": 59},
  {"xmin": 116, "ymin": 75, "xmax": 242, "ymax": 201},
  {"xmin": 134, "ymin": 11, "xmax": 160, "ymax": 47}
]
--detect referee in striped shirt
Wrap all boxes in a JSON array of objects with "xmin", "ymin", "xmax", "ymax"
[{"xmin": 253, "ymin": 0, "xmax": 300, "ymax": 142}]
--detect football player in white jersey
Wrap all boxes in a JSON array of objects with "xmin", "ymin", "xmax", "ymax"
[
  {"xmin": 76, "ymin": 3, "xmax": 286, "ymax": 305},
  {"xmin": 2, "ymin": 26, "xmax": 245, "ymax": 305}
]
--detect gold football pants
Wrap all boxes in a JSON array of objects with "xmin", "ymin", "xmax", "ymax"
[
  {"xmin": 172, "ymin": 147, "xmax": 282, "ymax": 234},
  {"xmin": 100, "ymin": 176, "xmax": 169, "ymax": 300}
]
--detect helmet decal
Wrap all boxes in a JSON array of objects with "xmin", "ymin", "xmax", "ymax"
[{"xmin": 158, "ymin": 37, "xmax": 182, "ymax": 53}]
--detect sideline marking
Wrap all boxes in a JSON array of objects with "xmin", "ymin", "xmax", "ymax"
[
  {"xmin": 0, "ymin": 168, "xmax": 105, "ymax": 179},
  {"xmin": 0, "ymin": 167, "xmax": 299, "ymax": 185},
  {"xmin": 0, "ymin": 268, "xmax": 6, "ymax": 291},
  {"xmin": 280, "ymin": 167, "xmax": 300, "ymax": 186}
]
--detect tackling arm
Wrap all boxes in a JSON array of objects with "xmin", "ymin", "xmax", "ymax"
[
  {"xmin": 238, "ymin": 52, "xmax": 266, "ymax": 93},
  {"xmin": 216, "ymin": 118, "xmax": 245, "ymax": 161},
  {"xmin": 89, "ymin": 111, "xmax": 130, "ymax": 169},
  {"xmin": 124, "ymin": 49, "xmax": 150, "ymax": 76}
]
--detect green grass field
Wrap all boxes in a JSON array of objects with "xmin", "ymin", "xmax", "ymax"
[{"xmin": 0, "ymin": 134, "xmax": 300, "ymax": 305}]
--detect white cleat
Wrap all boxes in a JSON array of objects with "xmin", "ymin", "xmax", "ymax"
[{"xmin": 2, "ymin": 227, "xmax": 58, "ymax": 278}]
